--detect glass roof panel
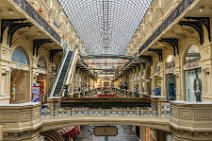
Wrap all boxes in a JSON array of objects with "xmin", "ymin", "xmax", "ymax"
[{"xmin": 59, "ymin": 0, "xmax": 153, "ymax": 55}]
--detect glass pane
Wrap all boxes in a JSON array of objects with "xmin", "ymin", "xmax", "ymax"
[
  {"xmin": 58, "ymin": 0, "xmax": 153, "ymax": 55},
  {"xmin": 12, "ymin": 47, "xmax": 29, "ymax": 65},
  {"xmin": 184, "ymin": 45, "xmax": 200, "ymax": 64}
]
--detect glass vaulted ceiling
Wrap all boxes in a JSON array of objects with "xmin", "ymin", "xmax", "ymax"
[{"xmin": 59, "ymin": 0, "xmax": 153, "ymax": 55}]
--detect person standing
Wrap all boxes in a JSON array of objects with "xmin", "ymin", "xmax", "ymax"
[{"xmin": 193, "ymin": 72, "xmax": 202, "ymax": 102}]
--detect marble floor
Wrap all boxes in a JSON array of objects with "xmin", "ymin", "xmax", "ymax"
[{"xmin": 74, "ymin": 125, "xmax": 139, "ymax": 141}]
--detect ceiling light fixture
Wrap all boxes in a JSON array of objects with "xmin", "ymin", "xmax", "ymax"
[{"xmin": 199, "ymin": 7, "xmax": 204, "ymax": 13}]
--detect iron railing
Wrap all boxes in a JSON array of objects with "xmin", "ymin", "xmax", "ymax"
[{"xmin": 40, "ymin": 99, "xmax": 170, "ymax": 119}]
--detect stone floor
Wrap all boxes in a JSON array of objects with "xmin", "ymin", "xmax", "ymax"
[{"xmin": 74, "ymin": 125, "xmax": 139, "ymax": 141}]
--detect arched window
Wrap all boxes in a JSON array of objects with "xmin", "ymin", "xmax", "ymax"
[
  {"xmin": 37, "ymin": 57, "xmax": 47, "ymax": 69},
  {"xmin": 184, "ymin": 45, "xmax": 201, "ymax": 64},
  {"xmin": 12, "ymin": 47, "xmax": 29, "ymax": 65}
]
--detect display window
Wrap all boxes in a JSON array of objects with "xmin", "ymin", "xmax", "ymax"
[
  {"xmin": 184, "ymin": 45, "xmax": 202, "ymax": 102},
  {"xmin": 165, "ymin": 55, "xmax": 176, "ymax": 100},
  {"xmin": 185, "ymin": 69, "xmax": 202, "ymax": 102}
]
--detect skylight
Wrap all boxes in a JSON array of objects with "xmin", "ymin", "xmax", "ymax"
[{"xmin": 59, "ymin": 0, "xmax": 153, "ymax": 55}]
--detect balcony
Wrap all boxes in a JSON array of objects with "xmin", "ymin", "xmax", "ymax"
[{"xmin": 1, "ymin": 100, "xmax": 212, "ymax": 140}]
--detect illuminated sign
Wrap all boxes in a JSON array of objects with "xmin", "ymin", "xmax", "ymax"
[{"xmin": 94, "ymin": 126, "xmax": 118, "ymax": 136}]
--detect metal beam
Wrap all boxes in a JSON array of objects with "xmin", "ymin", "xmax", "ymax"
[
  {"xmin": 178, "ymin": 21, "xmax": 204, "ymax": 45},
  {"xmin": 148, "ymin": 49, "xmax": 163, "ymax": 61},
  {"xmin": 33, "ymin": 39, "xmax": 52, "ymax": 56},
  {"xmin": 159, "ymin": 38, "xmax": 179, "ymax": 56},
  {"xmin": 1, "ymin": 19, "xmax": 26, "ymax": 43}
]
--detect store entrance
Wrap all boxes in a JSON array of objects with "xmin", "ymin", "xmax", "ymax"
[{"xmin": 166, "ymin": 74, "xmax": 176, "ymax": 100}]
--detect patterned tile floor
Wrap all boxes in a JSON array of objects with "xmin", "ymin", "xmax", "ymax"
[{"xmin": 74, "ymin": 125, "xmax": 139, "ymax": 141}]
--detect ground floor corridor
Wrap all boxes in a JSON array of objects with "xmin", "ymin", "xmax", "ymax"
[{"xmin": 74, "ymin": 125, "xmax": 139, "ymax": 141}]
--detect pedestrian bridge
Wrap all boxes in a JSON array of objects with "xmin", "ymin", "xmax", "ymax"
[{"xmin": 1, "ymin": 100, "xmax": 212, "ymax": 138}]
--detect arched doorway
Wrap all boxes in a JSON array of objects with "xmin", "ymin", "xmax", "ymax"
[
  {"xmin": 10, "ymin": 47, "xmax": 30, "ymax": 103},
  {"xmin": 37, "ymin": 57, "xmax": 48, "ymax": 102},
  {"xmin": 165, "ymin": 55, "xmax": 176, "ymax": 100},
  {"xmin": 184, "ymin": 45, "xmax": 201, "ymax": 102}
]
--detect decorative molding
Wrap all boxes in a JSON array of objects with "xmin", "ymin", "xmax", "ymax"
[
  {"xmin": 178, "ymin": 21, "xmax": 204, "ymax": 45},
  {"xmin": 33, "ymin": 39, "xmax": 52, "ymax": 56},
  {"xmin": 8, "ymin": 22, "xmax": 33, "ymax": 46},
  {"xmin": 148, "ymin": 49, "xmax": 163, "ymax": 61},
  {"xmin": 139, "ymin": 0, "xmax": 195, "ymax": 53},
  {"xmin": 159, "ymin": 38, "xmax": 179, "ymax": 56},
  {"xmin": 13, "ymin": 0, "xmax": 61, "ymax": 43}
]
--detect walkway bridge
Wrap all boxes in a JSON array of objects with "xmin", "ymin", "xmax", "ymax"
[{"xmin": 1, "ymin": 99, "xmax": 212, "ymax": 140}]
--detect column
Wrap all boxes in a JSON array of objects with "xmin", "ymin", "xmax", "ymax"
[
  {"xmin": 150, "ymin": 65, "xmax": 155, "ymax": 96},
  {"xmin": 174, "ymin": 55, "xmax": 181, "ymax": 100},
  {"xmin": 139, "ymin": 64, "xmax": 144, "ymax": 94}
]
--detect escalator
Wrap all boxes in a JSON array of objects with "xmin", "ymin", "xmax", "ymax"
[
  {"xmin": 53, "ymin": 51, "xmax": 73, "ymax": 97},
  {"xmin": 48, "ymin": 49, "xmax": 78, "ymax": 98}
]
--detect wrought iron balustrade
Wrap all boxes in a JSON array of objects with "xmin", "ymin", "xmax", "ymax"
[
  {"xmin": 40, "ymin": 99, "xmax": 170, "ymax": 119},
  {"xmin": 74, "ymin": 87, "xmax": 140, "ymax": 98}
]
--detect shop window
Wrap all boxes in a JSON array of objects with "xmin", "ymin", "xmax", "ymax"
[
  {"xmin": 184, "ymin": 45, "xmax": 200, "ymax": 64},
  {"xmin": 185, "ymin": 69, "xmax": 202, "ymax": 102},
  {"xmin": 184, "ymin": 45, "xmax": 202, "ymax": 102},
  {"xmin": 37, "ymin": 57, "xmax": 47, "ymax": 69},
  {"xmin": 12, "ymin": 47, "xmax": 29, "ymax": 65}
]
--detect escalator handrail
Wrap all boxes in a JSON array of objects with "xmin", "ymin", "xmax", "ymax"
[{"xmin": 57, "ymin": 49, "xmax": 76, "ymax": 97}]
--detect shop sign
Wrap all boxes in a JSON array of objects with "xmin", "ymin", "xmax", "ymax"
[
  {"xmin": 94, "ymin": 126, "xmax": 118, "ymax": 136},
  {"xmin": 32, "ymin": 83, "xmax": 40, "ymax": 102},
  {"xmin": 184, "ymin": 63, "xmax": 199, "ymax": 70}
]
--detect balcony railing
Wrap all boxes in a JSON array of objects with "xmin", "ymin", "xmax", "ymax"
[
  {"xmin": 40, "ymin": 99, "xmax": 171, "ymax": 119},
  {"xmin": 73, "ymin": 87, "xmax": 140, "ymax": 98},
  {"xmin": 2, "ymin": 101, "xmax": 212, "ymax": 140}
]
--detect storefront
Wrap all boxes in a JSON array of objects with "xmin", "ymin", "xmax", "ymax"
[
  {"xmin": 165, "ymin": 55, "xmax": 176, "ymax": 100},
  {"xmin": 10, "ymin": 47, "xmax": 30, "ymax": 103},
  {"xmin": 183, "ymin": 45, "xmax": 201, "ymax": 102}
]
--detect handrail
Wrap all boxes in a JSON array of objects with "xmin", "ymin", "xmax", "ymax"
[
  {"xmin": 41, "ymin": 99, "xmax": 170, "ymax": 119},
  {"xmin": 64, "ymin": 48, "xmax": 78, "ymax": 85},
  {"xmin": 47, "ymin": 44, "xmax": 68, "ymax": 98},
  {"xmin": 57, "ymin": 50, "xmax": 75, "ymax": 97}
]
